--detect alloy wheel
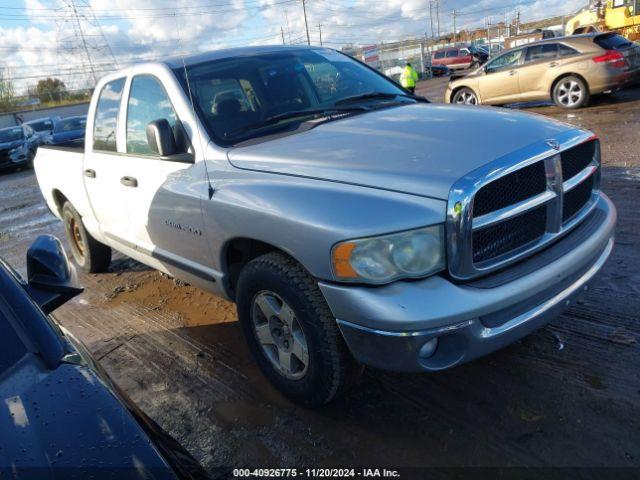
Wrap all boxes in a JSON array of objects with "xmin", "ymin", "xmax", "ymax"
[
  {"xmin": 557, "ymin": 80, "xmax": 583, "ymax": 107},
  {"xmin": 454, "ymin": 90, "xmax": 478, "ymax": 105},
  {"xmin": 251, "ymin": 290, "xmax": 309, "ymax": 380}
]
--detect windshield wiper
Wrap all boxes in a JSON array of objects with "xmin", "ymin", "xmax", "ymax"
[
  {"xmin": 334, "ymin": 91, "xmax": 429, "ymax": 106},
  {"xmin": 226, "ymin": 107, "xmax": 366, "ymax": 138}
]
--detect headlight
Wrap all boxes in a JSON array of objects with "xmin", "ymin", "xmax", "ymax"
[
  {"xmin": 331, "ymin": 225, "xmax": 445, "ymax": 284},
  {"xmin": 8, "ymin": 147, "xmax": 20, "ymax": 155}
]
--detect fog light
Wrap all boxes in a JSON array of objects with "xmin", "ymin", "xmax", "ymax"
[{"xmin": 419, "ymin": 337, "xmax": 438, "ymax": 359}]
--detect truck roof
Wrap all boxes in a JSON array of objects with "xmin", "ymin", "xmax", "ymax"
[{"xmin": 162, "ymin": 44, "xmax": 320, "ymax": 69}]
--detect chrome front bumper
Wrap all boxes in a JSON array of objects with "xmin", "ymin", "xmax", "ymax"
[{"xmin": 319, "ymin": 192, "xmax": 616, "ymax": 372}]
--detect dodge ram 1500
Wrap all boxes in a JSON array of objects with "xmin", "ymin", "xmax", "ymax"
[{"xmin": 34, "ymin": 46, "xmax": 616, "ymax": 406}]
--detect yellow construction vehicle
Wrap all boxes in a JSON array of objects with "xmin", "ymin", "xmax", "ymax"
[{"xmin": 566, "ymin": 0, "xmax": 640, "ymax": 40}]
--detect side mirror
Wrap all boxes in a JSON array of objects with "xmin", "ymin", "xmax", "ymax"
[
  {"xmin": 146, "ymin": 118, "xmax": 177, "ymax": 157},
  {"xmin": 25, "ymin": 235, "xmax": 83, "ymax": 313}
]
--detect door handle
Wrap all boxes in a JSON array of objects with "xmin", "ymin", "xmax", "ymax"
[
  {"xmin": 549, "ymin": 62, "xmax": 559, "ymax": 68},
  {"xmin": 508, "ymin": 70, "xmax": 517, "ymax": 76},
  {"xmin": 120, "ymin": 176, "xmax": 138, "ymax": 188},
  {"xmin": 83, "ymin": 169, "xmax": 96, "ymax": 178}
]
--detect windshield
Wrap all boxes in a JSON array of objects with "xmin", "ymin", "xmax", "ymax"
[
  {"xmin": 27, "ymin": 120, "xmax": 53, "ymax": 132},
  {"xmin": 54, "ymin": 117, "xmax": 86, "ymax": 133},
  {"xmin": 0, "ymin": 127, "xmax": 23, "ymax": 143},
  {"xmin": 174, "ymin": 48, "xmax": 408, "ymax": 144}
]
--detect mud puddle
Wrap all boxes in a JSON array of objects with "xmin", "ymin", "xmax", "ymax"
[{"xmin": 102, "ymin": 270, "xmax": 237, "ymax": 327}]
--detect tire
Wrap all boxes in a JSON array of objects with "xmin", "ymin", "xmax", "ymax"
[
  {"xmin": 27, "ymin": 148, "xmax": 35, "ymax": 168},
  {"xmin": 452, "ymin": 87, "xmax": 479, "ymax": 105},
  {"xmin": 236, "ymin": 252, "xmax": 360, "ymax": 407},
  {"xmin": 62, "ymin": 202, "xmax": 111, "ymax": 273},
  {"xmin": 553, "ymin": 75, "xmax": 590, "ymax": 109}
]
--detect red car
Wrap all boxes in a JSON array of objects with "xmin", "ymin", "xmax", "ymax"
[{"xmin": 432, "ymin": 47, "xmax": 474, "ymax": 70}]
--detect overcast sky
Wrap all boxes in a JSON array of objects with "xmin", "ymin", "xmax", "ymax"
[{"xmin": 0, "ymin": 0, "xmax": 586, "ymax": 92}]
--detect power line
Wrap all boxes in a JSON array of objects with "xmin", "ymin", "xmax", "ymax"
[{"xmin": 0, "ymin": 0, "xmax": 300, "ymax": 20}]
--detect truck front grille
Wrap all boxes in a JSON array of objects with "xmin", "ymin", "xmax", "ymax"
[
  {"xmin": 472, "ymin": 206, "xmax": 547, "ymax": 263},
  {"xmin": 447, "ymin": 135, "xmax": 600, "ymax": 280},
  {"xmin": 561, "ymin": 140, "xmax": 596, "ymax": 181},
  {"xmin": 563, "ymin": 174, "xmax": 595, "ymax": 222},
  {"xmin": 473, "ymin": 161, "xmax": 547, "ymax": 217}
]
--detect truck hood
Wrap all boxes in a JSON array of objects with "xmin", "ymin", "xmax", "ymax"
[{"xmin": 227, "ymin": 103, "xmax": 579, "ymax": 199}]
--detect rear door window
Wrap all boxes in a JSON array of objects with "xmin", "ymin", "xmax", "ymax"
[
  {"xmin": 525, "ymin": 43, "xmax": 558, "ymax": 62},
  {"xmin": 93, "ymin": 78, "xmax": 125, "ymax": 152},
  {"xmin": 434, "ymin": 51, "xmax": 445, "ymax": 60},
  {"xmin": 594, "ymin": 33, "xmax": 634, "ymax": 50}
]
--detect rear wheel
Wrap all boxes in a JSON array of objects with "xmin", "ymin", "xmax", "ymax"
[
  {"xmin": 236, "ymin": 252, "xmax": 360, "ymax": 407},
  {"xmin": 62, "ymin": 202, "xmax": 111, "ymax": 273},
  {"xmin": 452, "ymin": 87, "xmax": 479, "ymax": 105},
  {"xmin": 553, "ymin": 76, "xmax": 590, "ymax": 109}
]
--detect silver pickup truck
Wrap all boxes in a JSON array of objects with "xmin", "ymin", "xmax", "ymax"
[{"xmin": 34, "ymin": 46, "xmax": 616, "ymax": 406}]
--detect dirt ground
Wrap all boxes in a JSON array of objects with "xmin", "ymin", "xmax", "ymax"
[{"xmin": 1, "ymin": 79, "xmax": 639, "ymax": 476}]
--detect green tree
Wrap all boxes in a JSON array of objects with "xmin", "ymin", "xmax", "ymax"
[
  {"xmin": 0, "ymin": 68, "xmax": 16, "ymax": 112},
  {"xmin": 36, "ymin": 77, "xmax": 68, "ymax": 103}
]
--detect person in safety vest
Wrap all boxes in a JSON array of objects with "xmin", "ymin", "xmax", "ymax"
[{"xmin": 400, "ymin": 62, "xmax": 419, "ymax": 94}]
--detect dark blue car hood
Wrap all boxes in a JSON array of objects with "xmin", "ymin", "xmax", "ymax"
[{"xmin": 0, "ymin": 360, "xmax": 177, "ymax": 479}]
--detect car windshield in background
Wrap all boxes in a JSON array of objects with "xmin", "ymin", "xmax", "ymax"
[
  {"xmin": 54, "ymin": 117, "xmax": 86, "ymax": 133},
  {"xmin": 174, "ymin": 48, "xmax": 409, "ymax": 144},
  {"xmin": 0, "ymin": 127, "xmax": 23, "ymax": 143},
  {"xmin": 27, "ymin": 120, "xmax": 53, "ymax": 132}
]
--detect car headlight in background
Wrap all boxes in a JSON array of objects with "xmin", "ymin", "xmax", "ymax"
[{"xmin": 331, "ymin": 225, "xmax": 445, "ymax": 284}]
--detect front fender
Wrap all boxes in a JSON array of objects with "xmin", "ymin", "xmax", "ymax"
[{"xmin": 203, "ymin": 170, "xmax": 447, "ymax": 281}]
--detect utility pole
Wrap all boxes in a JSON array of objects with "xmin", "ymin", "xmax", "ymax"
[
  {"xmin": 516, "ymin": 10, "xmax": 521, "ymax": 35},
  {"xmin": 436, "ymin": 0, "xmax": 441, "ymax": 38},
  {"xmin": 318, "ymin": 23, "xmax": 323, "ymax": 46},
  {"xmin": 284, "ymin": 9, "xmax": 291, "ymax": 44},
  {"xmin": 281, "ymin": 26, "xmax": 286, "ymax": 45},
  {"xmin": 428, "ymin": 1, "xmax": 435, "ymax": 39},
  {"xmin": 452, "ymin": 10, "xmax": 458, "ymax": 44},
  {"xmin": 301, "ymin": 0, "xmax": 310, "ymax": 46},
  {"xmin": 486, "ymin": 17, "xmax": 491, "ymax": 57}
]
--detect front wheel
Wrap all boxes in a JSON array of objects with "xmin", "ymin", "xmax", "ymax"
[
  {"xmin": 452, "ymin": 87, "xmax": 479, "ymax": 105},
  {"xmin": 62, "ymin": 202, "xmax": 111, "ymax": 273},
  {"xmin": 236, "ymin": 252, "xmax": 360, "ymax": 407},
  {"xmin": 553, "ymin": 76, "xmax": 590, "ymax": 109}
]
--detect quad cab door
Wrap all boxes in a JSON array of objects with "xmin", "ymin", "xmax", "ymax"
[
  {"xmin": 83, "ymin": 77, "xmax": 132, "ymax": 242},
  {"xmin": 117, "ymin": 74, "xmax": 213, "ymax": 283},
  {"xmin": 477, "ymin": 48, "xmax": 526, "ymax": 103}
]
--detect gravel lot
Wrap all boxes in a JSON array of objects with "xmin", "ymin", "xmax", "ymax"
[{"xmin": 1, "ymin": 78, "xmax": 639, "ymax": 476}]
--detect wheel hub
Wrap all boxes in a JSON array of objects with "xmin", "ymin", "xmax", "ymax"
[
  {"xmin": 269, "ymin": 316, "xmax": 292, "ymax": 351},
  {"xmin": 68, "ymin": 217, "xmax": 85, "ymax": 256},
  {"xmin": 251, "ymin": 291, "xmax": 310, "ymax": 380}
]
